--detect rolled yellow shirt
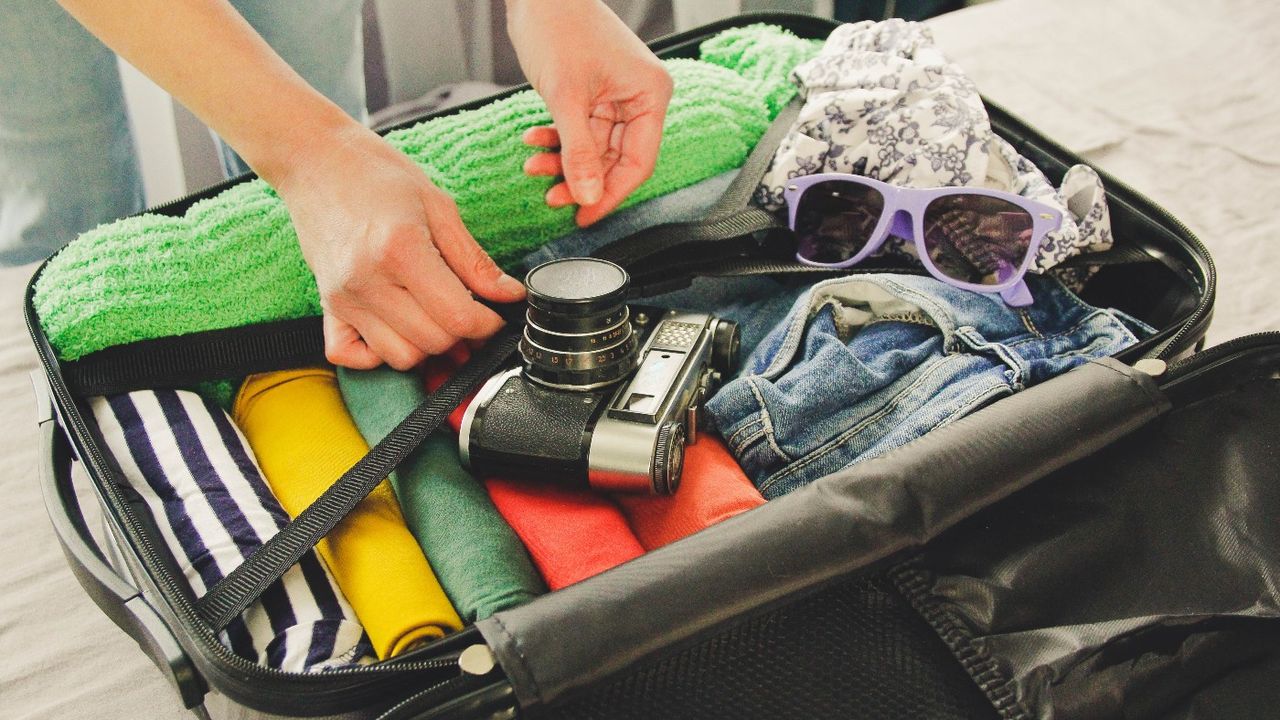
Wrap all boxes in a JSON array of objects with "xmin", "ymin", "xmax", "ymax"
[{"xmin": 233, "ymin": 368, "xmax": 462, "ymax": 658}]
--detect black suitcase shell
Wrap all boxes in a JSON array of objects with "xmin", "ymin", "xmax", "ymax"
[{"xmin": 28, "ymin": 13, "xmax": 1275, "ymax": 720}]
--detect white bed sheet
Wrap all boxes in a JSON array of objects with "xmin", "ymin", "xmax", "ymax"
[
  {"xmin": 2, "ymin": 0, "xmax": 1278, "ymax": 716},
  {"xmin": 929, "ymin": 0, "xmax": 1280, "ymax": 344}
]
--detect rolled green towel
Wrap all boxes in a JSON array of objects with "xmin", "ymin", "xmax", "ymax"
[
  {"xmin": 700, "ymin": 22, "xmax": 823, "ymax": 115},
  {"xmin": 34, "ymin": 25, "xmax": 821, "ymax": 362},
  {"xmin": 337, "ymin": 365, "xmax": 546, "ymax": 621},
  {"xmin": 392, "ymin": 57, "xmax": 772, "ymax": 268}
]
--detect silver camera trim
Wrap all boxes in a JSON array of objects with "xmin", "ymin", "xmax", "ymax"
[
  {"xmin": 457, "ymin": 367, "xmax": 520, "ymax": 470},
  {"xmin": 587, "ymin": 310, "xmax": 718, "ymax": 493}
]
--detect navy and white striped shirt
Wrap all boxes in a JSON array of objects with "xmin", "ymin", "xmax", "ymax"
[{"xmin": 90, "ymin": 389, "xmax": 374, "ymax": 672}]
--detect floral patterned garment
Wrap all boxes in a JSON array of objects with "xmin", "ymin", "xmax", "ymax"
[{"xmin": 756, "ymin": 20, "xmax": 1112, "ymax": 273}]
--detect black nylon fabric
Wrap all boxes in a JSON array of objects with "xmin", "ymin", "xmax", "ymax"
[
  {"xmin": 540, "ymin": 573, "xmax": 997, "ymax": 720},
  {"xmin": 56, "ymin": 316, "xmax": 326, "ymax": 396},
  {"xmin": 910, "ymin": 377, "xmax": 1280, "ymax": 719},
  {"xmin": 476, "ymin": 359, "xmax": 1170, "ymax": 711}
]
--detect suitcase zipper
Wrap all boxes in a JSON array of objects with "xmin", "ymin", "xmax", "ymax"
[
  {"xmin": 1160, "ymin": 330, "xmax": 1280, "ymax": 382},
  {"xmin": 1123, "ymin": 198, "xmax": 1214, "ymax": 363},
  {"xmin": 986, "ymin": 103, "xmax": 1216, "ymax": 363},
  {"xmin": 375, "ymin": 670, "xmax": 495, "ymax": 720}
]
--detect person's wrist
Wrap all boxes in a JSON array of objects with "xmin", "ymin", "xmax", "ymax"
[
  {"xmin": 505, "ymin": 0, "xmax": 586, "ymax": 18},
  {"xmin": 505, "ymin": 0, "xmax": 597, "ymax": 36},
  {"xmin": 243, "ymin": 99, "xmax": 361, "ymax": 194}
]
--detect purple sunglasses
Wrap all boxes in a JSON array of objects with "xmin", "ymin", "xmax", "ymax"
[{"xmin": 784, "ymin": 173, "xmax": 1063, "ymax": 307}]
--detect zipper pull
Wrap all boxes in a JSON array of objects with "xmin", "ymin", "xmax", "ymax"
[
  {"xmin": 1133, "ymin": 358, "xmax": 1167, "ymax": 378},
  {"xmin": 458, "ymin": 644, "xmax": 497, "ymax": 676}
]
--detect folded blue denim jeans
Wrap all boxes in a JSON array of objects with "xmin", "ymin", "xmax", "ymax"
[{"xmin": 705, "ymin": 273, "xmax": 1144, "ymax": 499}]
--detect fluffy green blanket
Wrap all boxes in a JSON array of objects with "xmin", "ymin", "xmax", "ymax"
[{"xmin": 34, "ymin": 25, "xmax": 819, "ymax": 361}]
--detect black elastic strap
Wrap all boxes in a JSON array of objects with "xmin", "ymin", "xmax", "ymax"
[
  {"xmin": 592, "ymin": 97, "xmax": 802, "ymax": 269},
  {"xmin": 189, "ymin": 92, "xmax": 795, "ymax": 627},
  {"xmin": 60, "ymin": 317, "xmax": 326, "ymax": 397},
  {"xmin": 629, "ymin": 243, "xmax": 1157, "ymax": 292},
  {"xmin": 195, "ymin": 325, "xmax": 522, "ymax": 632},
  {"xmin": 56, "ymin": 237, "xmax": 1143, "ymax": 399}
]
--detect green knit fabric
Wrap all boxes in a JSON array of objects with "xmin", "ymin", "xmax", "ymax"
[
  {"xmin": 34, "ymin": 25, "xmax": 820, "ymax": 362},
  {"xmin": 388, "ymin": 57, "xmax": 774, "ymax": 268},
  {"xmin": 699, "ymin": 23, "xmax": 822, "ymax": 115},
  {"xmin": 337, "ymin": 365, "xmax": 546, "ymax": 621},
  {"xmin": 194, "ymin": 378, "xmax": 239, "ymax": 410}
]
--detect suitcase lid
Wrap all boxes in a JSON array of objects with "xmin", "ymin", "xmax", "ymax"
[{"xmin": 476, "ymin": 332, "xmax": 1280, "ymax": 718}]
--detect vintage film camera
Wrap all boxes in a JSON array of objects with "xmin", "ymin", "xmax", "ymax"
[{"xmin": 459, "ymin": 258, "xmax": 739, "ymax": 494}]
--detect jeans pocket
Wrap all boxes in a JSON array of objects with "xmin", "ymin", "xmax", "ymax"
[
  {"xmin": 756, "ymin": 350, "xmax": 1013, "ymax": 499},
  {"xmin": 720, "ymin": 377, "xmax": 793, "ymax": 484},
  {"xmin": 709, "ymin": 275, "xmax": 980, "ymax": 496}
]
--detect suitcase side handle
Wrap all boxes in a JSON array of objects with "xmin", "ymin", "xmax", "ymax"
[{"xmin": 33, "ymin": 371, "xmax": 210, "ymax": 715}]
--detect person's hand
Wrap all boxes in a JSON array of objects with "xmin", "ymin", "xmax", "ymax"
[
  {"xmin": 276, "ymin": 122, "xmax": 526, "ymax": 370},
  {"xmin": 55, "ymin": 0, "xmax": 525, "ymax": 370},
  {"xmin": 507, "ymin": 0, "xmax": 673, "ymax": 226}
]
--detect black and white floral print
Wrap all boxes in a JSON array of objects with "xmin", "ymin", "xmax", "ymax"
[{"xmin": 756, "ymin": 20, "xmax": 1113, "ymax": 272}]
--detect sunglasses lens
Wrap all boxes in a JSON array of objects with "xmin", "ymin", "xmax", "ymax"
[
  {"xmin": 793, "ymin": 180, "xmax": 886, "ymax": 264},
  {"xmin": 922, "ymin": 194, "xmax": 1035, "ymax": 286}
]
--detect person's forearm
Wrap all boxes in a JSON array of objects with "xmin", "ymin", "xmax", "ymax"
[
  {"xmin": 57, "ymin": 0, "xmax": 356, "ymax": 188},
  {"xmin": 504, "ymin": 0, "xmax": 587, "ymax": 22}
]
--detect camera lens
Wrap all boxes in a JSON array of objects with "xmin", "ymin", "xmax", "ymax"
[{"xmin": 520, "ymin": 258, "xmax": 639, "ymax": 390}]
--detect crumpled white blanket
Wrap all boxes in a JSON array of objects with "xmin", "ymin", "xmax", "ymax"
[{"xmin": 756, "ymin": 20, "xmax": 1112, "ymax": 272}]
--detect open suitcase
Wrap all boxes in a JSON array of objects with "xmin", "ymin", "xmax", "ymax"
[{"xmin": 25, "ymin": 13, "xmax": 1280, "ymax": 720}]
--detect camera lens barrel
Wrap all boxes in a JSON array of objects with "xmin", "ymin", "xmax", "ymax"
[{"xmin": 520, "ymin": 258, "xmax": 639, "ymax": 390}]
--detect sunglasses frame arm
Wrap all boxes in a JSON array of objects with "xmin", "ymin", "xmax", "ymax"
[{"xmin": 1000, "ymin": 281, "xmax": 1034, "ymax": 307}]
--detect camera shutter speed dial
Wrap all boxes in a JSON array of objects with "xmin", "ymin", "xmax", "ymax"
[{"xmin": 652, "ymin": 421, "xmax": 686, "ymax": 495}]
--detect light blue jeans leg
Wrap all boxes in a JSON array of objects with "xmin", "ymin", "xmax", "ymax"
[
  {"xmin": 215, "ymin": 0, "xmax": 367, "ymax": 177},
  {"xmin": 0, "ymin": 1, "xmax": 143, "ymax": 266}
]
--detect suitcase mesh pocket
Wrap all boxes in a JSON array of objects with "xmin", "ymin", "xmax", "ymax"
[{"xmin": 543, "ymin": 572, "xmax": 997, "ymax": 720}]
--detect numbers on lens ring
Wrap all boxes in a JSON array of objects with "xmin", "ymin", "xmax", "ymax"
[{"xmin": 590, "ymin": 326, "xmax": 626, "ymax": 346}]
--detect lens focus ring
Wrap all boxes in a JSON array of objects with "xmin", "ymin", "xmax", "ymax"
[
  {"xmin": 519, "ymin": 328, "xmax": 639, "ymax": 389},
  {"xmin": 520, "ymin": 258, "xmax": 639, "ymax": 390},
  {"xmin": 523, "ymin": 306, "xmax": 631, "ymax": 354}
]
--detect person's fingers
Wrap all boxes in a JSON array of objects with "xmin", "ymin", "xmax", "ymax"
[
  {"xmin": 521, "ymin": 126, "xmax": 560, "ymax": 149},
  {"xmin": 416, "ymin": 195, "xmax": 526, "ymax": 309},
  {"xmin": 523, "ymin": 152, "xmax": 563, "ymax": 177},
  {"xmin": 361, "ymin": 221, "xmax": 498, "ymax": 342},
  {"xmin": 399, "ymin": 256, "xmax": 508, "ymax": 342},
  {"xmin": 576, "ymin": 111, "xmax": 665, "ymax": 226},
  {"xmin": 370, "ymin": 285, "xmax": 459, "ymax": 356},
  {"xmin": 322, "ymin": 313, "xmax": 382, "ymax": 370},
  {"xmin": 338, "ymin": 307, "xmax": 428, "ymax": 371},
  {"xmin": 548, "ymin": 98, "xmax": 606, "ymax": 207},
  {"xmin": 545, "ymin": 182, "xmax": 575, "ymax": 208}
]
